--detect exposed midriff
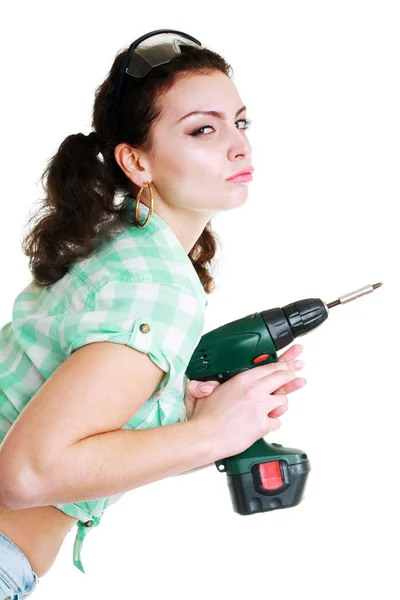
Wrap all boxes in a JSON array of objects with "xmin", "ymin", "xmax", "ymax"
[{"xmin": 0, "ymin": 504, "xmax": 78, "ymax": 578}]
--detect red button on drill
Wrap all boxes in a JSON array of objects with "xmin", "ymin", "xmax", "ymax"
[
  {"xmin": 259, "ymin": 461, "xmax": 283, "ymax": 490},
  {"xmin": 253, "ymin": 354, "xmax": 269, "ymax": 364}
]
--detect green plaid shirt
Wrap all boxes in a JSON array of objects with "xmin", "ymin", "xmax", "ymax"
[{"xmin": 0, "ymin": 197, "xmax": 208, "ymax": 573}]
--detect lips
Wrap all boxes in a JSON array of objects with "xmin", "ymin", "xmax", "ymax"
[{"xmin": 227, "ymin": 166, "xmax": 254, "ymax": 180}]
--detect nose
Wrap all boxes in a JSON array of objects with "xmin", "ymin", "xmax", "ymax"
[{"xmin": 227, "ymin": 126, "xmax": 252, "ymax": 161}]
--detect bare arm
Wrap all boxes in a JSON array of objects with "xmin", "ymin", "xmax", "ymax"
[
  {"xmin": 0, "ymin": 342, "xmax": 216, "ymax": 510},
  {"xmin": 5, "ymin": 420, "xmax": 213, "ymax": 508},
  {"xmin": 174, "ymin": 463, "xmax": 214, "ymax": 476}
]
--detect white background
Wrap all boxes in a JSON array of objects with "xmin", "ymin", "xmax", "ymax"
[{"xmin": 0, "ymin": 1, "xmax": 398, "ymax": 599}]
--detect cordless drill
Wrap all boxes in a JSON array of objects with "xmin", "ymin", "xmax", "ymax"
[{"xmin": 185, "ymin": 283, "xmax": 382, "ymax": 515}]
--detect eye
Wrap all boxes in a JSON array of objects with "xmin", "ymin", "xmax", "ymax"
[
  {"xmin": 190, "ymin": 118, "xmax": 252, "ymax": 137},
  {"xmin": 237, "ymin": 118, "xmax": 252, "ymax": 130},
  {"xmin": 190, "ymin": 125, "xmax": 215, "ymax": 136}
]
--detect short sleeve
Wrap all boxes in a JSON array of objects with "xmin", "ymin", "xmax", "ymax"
[{"xmin": 58, "ymin": 279, "xmax": 201, "ymax": 378}]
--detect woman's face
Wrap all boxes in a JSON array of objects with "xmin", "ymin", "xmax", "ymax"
[{"xmin": 148, "ymin": 70, "xmax": 253, "ymax": 216}]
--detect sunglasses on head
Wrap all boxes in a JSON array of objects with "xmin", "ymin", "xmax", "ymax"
[{"xmin": 113, "ymin": 29, "xmax": 202, "ymax": 116}]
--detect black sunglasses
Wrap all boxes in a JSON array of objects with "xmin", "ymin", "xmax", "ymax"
[{"xmin": 113, "ymin": 29, "xmax": 202, "ymax": 117}]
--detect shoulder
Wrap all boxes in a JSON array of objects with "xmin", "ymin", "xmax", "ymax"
[{"xmin": 69, "ymin": 222, "xmax": 193, "ymax": 290}]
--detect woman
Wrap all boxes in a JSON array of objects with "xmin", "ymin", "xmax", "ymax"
[{"xmin": 0, "ymin": 30, "xmax": 306, "ymax": 597}]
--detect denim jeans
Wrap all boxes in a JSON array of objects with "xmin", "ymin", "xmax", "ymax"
[{"xmin": 0, "ymin": 532, "xmax": 39, "ymax": 599}]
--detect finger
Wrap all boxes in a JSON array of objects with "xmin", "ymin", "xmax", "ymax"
[
  {"xmin": 254, "ymin": 369, "xmax": 298, "ymax": 394},
  {"xmin": 193, "ymin": 381, "xmax": 221, "ymax": 396},
  {"xmin": 266, "ymin": 416, "xmax": 282, "ymax": 431},
  {"xmin": 266, "ymin": 393, "xmax": 289, "ymax": 414},
  {"xmin": 268, "ymin": 404, "xmax": 288, "ymax": 419},
  {"xmin": 278, "ymin": 344, "xmax": 303, "ymax": 362},
  {"xmin": 272, "ymin": 378, "xmax": 307, "ymax": 396},
  {"xmin": 188, "ymin": 380, "xmax": 218, "ymax": 391},
  {"xmin": 244, "ymin": 358, "xmax": 305, "ymax": 383}
]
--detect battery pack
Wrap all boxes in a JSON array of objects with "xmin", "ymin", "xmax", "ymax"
[{"xmin": 225, "ymin": 460, "xmax": 311, "ymax": 515}]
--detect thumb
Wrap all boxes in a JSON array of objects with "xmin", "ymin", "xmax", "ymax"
[
  {"xmin": 187, "ymin": 380, "xmax": 218, "ymax": 396},
  {"xmin": 197, "ymin": 381, "xmax": 220, "ymax": 394},
  {"xmin": 198, "ymin": 383, "xmax": 215, "ymax": 394}
]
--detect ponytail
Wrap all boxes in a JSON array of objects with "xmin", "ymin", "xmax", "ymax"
[{"xmin": 22, "ymin": 131, "xmax": 117, "ymax": 286}]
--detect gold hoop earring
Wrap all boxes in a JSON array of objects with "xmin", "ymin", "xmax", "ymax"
[{"xmin": 135, "ymin": 181, "xmax": 154, "ymax": 228}]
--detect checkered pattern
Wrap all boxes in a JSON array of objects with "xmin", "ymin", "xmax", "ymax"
[{"xmin": 0, "ymin": 197, "xmax": 208, "ymax": 573}]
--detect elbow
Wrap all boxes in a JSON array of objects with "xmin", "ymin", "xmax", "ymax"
[
  {"xmin": 0, "ymin": 489, "xmax": 23, "ymax": 511},
  {"xmin": 0, "ymin": 460, "xmax": 44, "ymax": 510},
  {"xmin": 0, "ymin": 472, "xmax": 21, "ymax": 510},
  {"xmin": 0, "ymin": 482, "xmax": 15, "ymax": 510}
]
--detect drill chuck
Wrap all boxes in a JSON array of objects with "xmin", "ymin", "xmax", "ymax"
[
  {"xmin": 260, "ymin": 283, "xmax": 383, "ymax": 351},
  {"xmin": 260, "ymin": 299, "xmax": 328, "ymax": 351}
]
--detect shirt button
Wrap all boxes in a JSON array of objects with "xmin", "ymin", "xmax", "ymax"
[
  {"xmin": 84, "ymin": 520, "xmax": 94, "ymax": 527},
  {"xmin": 140, "ymin": 323, "xmax": 150, "ymax": 333}
]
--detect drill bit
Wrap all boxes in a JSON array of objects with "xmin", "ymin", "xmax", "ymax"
[{"xmin": 326, "ymin": 282, "xmax": 383, "ymax": 309}]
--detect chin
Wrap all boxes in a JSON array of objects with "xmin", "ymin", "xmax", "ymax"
[
  {"xmin": 200, "ymin": 188, "xmax": 249, "ymax": 214},
  {"xmin": 223, "ymin": 189, "xmax": 249, "ymax": 211}
]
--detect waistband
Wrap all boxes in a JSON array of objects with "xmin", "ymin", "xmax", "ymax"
[{"xmin": 0, "ymin": 532, "xmax": 39, "ymax": 595}]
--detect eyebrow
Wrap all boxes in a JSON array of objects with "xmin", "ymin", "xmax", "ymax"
[{"xmin": 177, "ymin": 105, "xmax": 247, "ymax": 123}]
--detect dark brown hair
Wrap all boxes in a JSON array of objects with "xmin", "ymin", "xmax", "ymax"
[{"xmin": 22, "ymin": 43, "xmax": 233, "ymax": 294}]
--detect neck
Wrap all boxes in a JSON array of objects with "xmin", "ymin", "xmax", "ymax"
[{"xmin": 143, "ymin": 199, "xmax": 217, "ymax": 254}]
